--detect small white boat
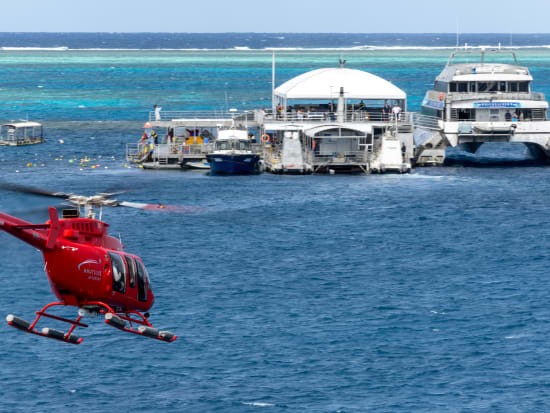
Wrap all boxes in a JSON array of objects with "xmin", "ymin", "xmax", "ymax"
[
  {"xmin": 0, "ymin": 122, "xmax": 44, "ymax": 146},
  {"xmin": 370, "ymin": 132, "xmax": 411, "ymax": 173},
  {"xmin": 184, "ymin": 161, "xmax": 210, "ymax": 170}
]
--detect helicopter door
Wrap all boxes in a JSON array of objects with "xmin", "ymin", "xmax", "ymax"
[
  {"xmin": 125, "ymin": 256, "xmax": 136, "ymax": 288},
  {"xmin": 109, "ymin": 252, "xmax": 127, "ymax": 293},
  {"xmin": 136, "ymin": 260, "xmax": 148, "ymax": 302}
]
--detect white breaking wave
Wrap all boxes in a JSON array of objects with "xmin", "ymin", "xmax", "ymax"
[
  {"xmin": 242, "ymin": 402, "xmax": 275, "ymax": 407},
  {"xmin": 0, "ymin": 45, "xmax": 549, "ymax": 52},
  {"xmin": 1, "ymin": 46, "xmax": 69, "ymax": 51}
]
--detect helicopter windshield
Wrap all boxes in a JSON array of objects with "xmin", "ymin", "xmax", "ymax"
[{"xmin": 109, "ymin": 252, "xmax": 126, "ymax": 293}]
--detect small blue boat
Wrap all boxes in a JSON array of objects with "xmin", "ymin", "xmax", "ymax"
[{"xmin": 206, "ymin": 129, "xmax": 261, "ymax": 174}]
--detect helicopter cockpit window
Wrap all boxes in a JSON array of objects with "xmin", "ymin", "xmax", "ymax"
[
  {"xmin": 109, "ymin": 252, "xmax": 126, "ymax": 293},
  {"xmin": 125, "ymin": 256, "xmax": 136, "ymax": 288},
  {"xmin": 136, "ymin": 260, "xmax": 149, "ymax": 302}
]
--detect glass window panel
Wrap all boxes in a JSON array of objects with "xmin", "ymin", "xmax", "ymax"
[{"xmin": 109, "ymin": 252, "xmax": 126, "ymax": 293}]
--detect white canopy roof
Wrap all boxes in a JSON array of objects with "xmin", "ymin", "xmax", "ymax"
[
  {"xmin": 304, "ymin": 124, "xmax": 373, "ymax": 138},
  {"xmin": 2, "ymin": 121, "xmax": 42, "ymax": 128},
  {"xmin": 217, "ymin": 129, "xmax": 248, "ymax": 141},
  {"xmin": 274, "ymin": 67, "xmax": 406, "ymax": 101}
]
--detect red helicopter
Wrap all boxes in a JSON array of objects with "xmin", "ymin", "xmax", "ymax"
[{"xmin": 0, "ymin": 183, "xmax": 183, "ymax": 345}]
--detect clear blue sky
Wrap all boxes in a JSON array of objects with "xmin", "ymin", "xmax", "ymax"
[{"xmin": 2, "ymin": 0, "xmax": 549, "ymax": 33}]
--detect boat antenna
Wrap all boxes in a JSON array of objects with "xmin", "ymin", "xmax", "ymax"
[
  {"xmin": 271, "ymin": 49, "xmax": 276, "ymax": 114},
  {"xmin": 224, "ymin": 89, "xmax": 228, "ymax": 113},
  {"xmin": 455, "ymin": 17, "xmax": 459, "ymax": 49}
]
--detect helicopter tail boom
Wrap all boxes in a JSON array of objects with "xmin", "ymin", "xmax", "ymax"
[
  {"xmin": 0, "ymin": 207, "xmax": 60, "ymax": 251},
  {"xmin": 0, "ymin": 212, "xmax": 49, "ymax": 251}
]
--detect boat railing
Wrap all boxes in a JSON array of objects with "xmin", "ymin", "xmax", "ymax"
[
  {"xmin": 251, "ymin": 143, "xmax": 264, "ymax": 154},
  {"xmin": 449, "ymin": 120, "xmax": 550, "ymax": 135},
  {"xmin": 308, "ymin": 151, "xmax": 369, "ymax": 165},
  {"xmin": 180, "ymin": 143, "xmax": 214, "ymax": 155},
  {"xmin": 126, "ymin": 142, "xmax": 154, "ymax": 162},
  {"xmin": 148, "ymin": 110, "xmax": 256, "ymax": 122},
  {"xmin": 447, "ymin": 91, "xmax": 546, "ymax": 102},
  {"xmin": 257, "ymin": 109, "xmax": 414, "ymax": 124},
  {"xmin": 410, "ymin": 113, "xmax": 442, "ymax": 130}
]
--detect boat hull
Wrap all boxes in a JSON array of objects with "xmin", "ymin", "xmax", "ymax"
[{"xmin": 206, "ymin": 154, "xmax": 260, "ymax": 174}]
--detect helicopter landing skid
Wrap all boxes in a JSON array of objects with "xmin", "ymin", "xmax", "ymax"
[
  {"xmin": 86, "ymin": 301, "xmax": 177, "ymax": 343},
  {"xmin": 6, "ymin": 302, "xmax": 86, "ymax": 345}
]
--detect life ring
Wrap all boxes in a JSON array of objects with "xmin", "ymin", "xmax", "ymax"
[{"xmin": 261, "ymin": 134, "xmax": 270, "ymax": 143}]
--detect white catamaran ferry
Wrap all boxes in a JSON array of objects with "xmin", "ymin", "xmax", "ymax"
[{"xmin": 416, "ymin": 47, "xmax": 550, "ymax": 165}]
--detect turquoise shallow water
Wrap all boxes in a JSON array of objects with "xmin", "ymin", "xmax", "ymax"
[
  {"xmin": 0, "ymin": 48, "xmax": 549, "ymax": 121},
  {"xmin": 2, "ymin": 35, "xmax": 550, "ymax": 412}
]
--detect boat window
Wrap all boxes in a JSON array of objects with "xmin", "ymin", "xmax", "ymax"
[
  {"xmin": 499, "ymin": 81, "xmax": 507, "ymax": 92},
  {"xmin": 109, "ymin": 252, "xmax": 126, "ymax": 293},
  {"xmin": 519, "ymin": 82, "xmax": 529, "ymax": 92},
  {"xmin": 136, "ymin": 259, "xmax": 149, "ymax": 302},
  {"xmin": 235, "ymin": 140, "xmax": 249, "ymax": 150},
  {"xmin": 478, "ymin": 82, "xmax": 489, "ymax": 92},
  {"xmin": 216, "ymin": 141, "xmax": 230, "ymax": 151},
  {"xmin": 125, "ymin": 256, "xmax": 136, "ymax": 288},
  {"xmin": 469, "ymin": 82, "xmax": 476, "ymax": 92},
  {"xmin": 457, "ymin": 82, "xmax": 467, "ymax": 92},
  {"xmin": 435, "ymin": 81, "xmax": 448, "ymax": 92},
  {"xmin": 488, "ymin": 82, "xmax": 498, "ymax": 92},
  {"xmin": 510, "ymin": 82, "xmax": 518, "ymax": 92},
  {"xmin": 449, "ymin": 82, "xmax": 457, "ymax": 92}
]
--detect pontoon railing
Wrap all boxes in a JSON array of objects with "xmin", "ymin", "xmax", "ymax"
[
  {"xmin": 148, "ymin": 110, "xmax": 257, "ymax": 122},
  {"xmin": 306, "ymin": 151, "xmax": 369, "ymax": 165},
  {"xmin": 258, "ymin": 110, "xmax": 414, "ymax": 124}
]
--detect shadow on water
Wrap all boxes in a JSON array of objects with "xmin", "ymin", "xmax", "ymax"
[{"xmin": 444, "ymin": 142, "xmax": 550, "ymax": 167}]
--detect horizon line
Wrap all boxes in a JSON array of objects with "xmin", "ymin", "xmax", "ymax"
[{"xmin": 0, "ymin": 31, "xmax": 549, "ymax": 35}]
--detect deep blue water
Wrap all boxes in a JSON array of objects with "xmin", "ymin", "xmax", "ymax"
[
  {"xmin": 1, "ymin": 32, "xmax": 550, "ymax": 50},
  {"xmin": 2, "ymin": 34, "xmax": 550, "ymax": 412}
]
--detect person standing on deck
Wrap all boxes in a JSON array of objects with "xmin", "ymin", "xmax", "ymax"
[
  {"xmin": 383, "ymin": 102, "xmax": 391, "ymax": 121},
  {"xmin": 392, "ymin": 104, "xmax": 402, "ymax": 121},
  {"xmin": 154, "ymin": 104, "xmax": 162, "ymax": 121}
]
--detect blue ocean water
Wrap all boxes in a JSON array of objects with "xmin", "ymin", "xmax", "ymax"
[{"xmin": 2, "ymin": 34, "xmax": 550, "ymax": 412}]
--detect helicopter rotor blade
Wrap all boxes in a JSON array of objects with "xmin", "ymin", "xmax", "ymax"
[
  {"xmin": 0, "ymin": 181, "xmax": 72, "ymax": 200},
  {"xmin": 0, "ymin": 181, "xmax": 202, "ymax": 214},
  {"xmin": 117, "ymin": 201, "xmax": 202, "ymax": 213}
]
